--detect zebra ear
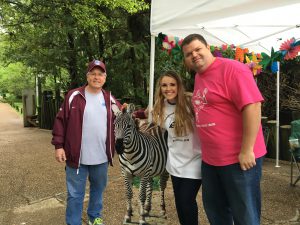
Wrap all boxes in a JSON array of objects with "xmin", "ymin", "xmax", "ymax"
[
  {"xmin": 126, "ymin": 103, "xmax": 135, "ymax": 114},
  {"xmin": 112, "ymin": 104, "xmax": 122, "ymax": 116}
]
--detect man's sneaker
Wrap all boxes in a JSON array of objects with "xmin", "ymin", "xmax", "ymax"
[{"xmin": 88, "ymin": 217, "xmax": 104, "ymax": 225}]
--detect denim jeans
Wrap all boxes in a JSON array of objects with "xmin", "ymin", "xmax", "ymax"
[
  {"xmin": 65, "ymin": 163, "xmax": 108, "ymax": 225},
  {"xmin": 171, "ymin": 175, "xmax": 202, "ymax": 225},
  {"xmin": 202, "ymin": 157, "xmax": 263, "ymax": 225}
]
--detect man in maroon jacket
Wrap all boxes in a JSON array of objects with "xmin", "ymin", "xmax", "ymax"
[{"xmin": 52, "ymin": 59, "xmax": 121, "ymax": 225}]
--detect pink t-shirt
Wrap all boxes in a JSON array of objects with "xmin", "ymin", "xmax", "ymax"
[{"xmin": 192, "ymin": 57, "xmax": 266, "ymax": 166}]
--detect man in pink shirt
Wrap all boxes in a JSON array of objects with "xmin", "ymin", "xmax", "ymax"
[{"xmin": 181, "ymin": 34, "xmax": 266, "ymax": 225}]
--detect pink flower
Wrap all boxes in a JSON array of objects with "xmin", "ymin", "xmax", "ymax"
[
  {"xmin": 178, "ymin": 39, "xmax": 183, "ymax": 46},
  {"xmin": 279, "ymin": 38, "xmax": 300, "ymax": 60},
  {"xmin": 221, "ymin": 44, "xmax": 227, "ymax": 51}
]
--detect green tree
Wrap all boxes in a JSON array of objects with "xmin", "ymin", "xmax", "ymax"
[
  {"xmin": 0, "ymin": 62, "xmax": 35, "ymax": 99},
  {"xmin": 0, "ymin": 0, "xmax": 149, "ymax": 92}
]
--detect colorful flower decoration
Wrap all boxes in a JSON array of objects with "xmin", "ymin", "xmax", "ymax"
[
  {"xmin": 235, "ymin": 47, "xmax": 249, "ymax": 62},
  {"xmin": 162, "ymin": 35, "xmax": 183, "ymax": 54},
  {"xmin": 221, "ymin": 44, "xmax": 228, "ymax": 51},
  {"xmin": 279, "ymin": 37, "xmax": 300, "ymax": 60},
  {"xmin": 162, "ymin": 36, "xmax": 175, "ymax": 53},
  {"xmin": 259, "ymin": 47, "xmax": 282, "ymax": 72},
  {"xmin": 157, "ymin": 33, "xmax": 300, "ymax": 75},
  {"xmin": 245, "ymin": 53, "xmax": 262, "ymax": 76},
  {"xmin": 211, "ymin": 46, "xmax": 223, "ymax": 57},
  {"xmin": 235, "ymin": 47, "xmax": 244, "ymax": 62},
  {"xmin": 271, "ymin": 61, "xmax": 279, "ymax": 73}
]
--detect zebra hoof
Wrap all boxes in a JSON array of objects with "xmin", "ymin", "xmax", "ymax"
[
  {"xmin": 144, "ymin": 204, "xmax": 151, "ymax": 213},
  {"xmin": 139, "ymin": 220, "xmax": 147, "ymax": 225},
  {"xmin": 160, "ymin": 213, "xmax": 167, "ymax": 219},
  {"xmin": 160, "ymin": 210, "xmax": 166, "ymax": 216},
  {"xmin": 123, "ymin": 216, "xmax": 131, "ymax": 224},
  {"xmin": 142, "ymin": 210, "xmax": 149, "ymax": 216}
]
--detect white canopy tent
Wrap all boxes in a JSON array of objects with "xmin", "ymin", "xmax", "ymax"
[{"xmin": 149, "ymin": 0, "xmax": 300, "ymax": 167}]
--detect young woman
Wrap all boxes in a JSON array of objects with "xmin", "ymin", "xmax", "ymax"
[{"xmin": 137, "ymin": 71, "xmax": 202, "ymax": 225}]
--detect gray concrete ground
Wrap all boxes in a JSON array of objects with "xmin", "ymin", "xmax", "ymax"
[{"xmin": 1, "ymin": 102, "xmax": 300, "ymax": 225}]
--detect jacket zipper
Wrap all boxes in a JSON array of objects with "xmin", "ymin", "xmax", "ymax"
[
  {"xmin": 109, "ymin": 93, "xmax": 113, "ymax": 162},
  {"xmin": 77, "ymin": 91, "xmax": 86, "ymax": 174}
]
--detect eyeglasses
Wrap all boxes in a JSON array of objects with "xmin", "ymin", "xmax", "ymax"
[{"xmin": 88, "ymin": 71, "xmax": 106, "ymax": 77}]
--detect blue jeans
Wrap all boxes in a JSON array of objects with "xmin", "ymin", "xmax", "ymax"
[
  {"xmin": 171, "ymin": 175, "xmax": 202, "ymax": 225},
  {"xmin": 202, "ymin": 157, "xmax": 263, "ymax": 225},
  {"xmin": 65, "ymin": 163, "xmax": 108, "ymax": 225}
]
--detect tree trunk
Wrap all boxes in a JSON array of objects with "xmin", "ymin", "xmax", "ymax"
[{"xmin": 67, "ymin": 32, "xmax": 78, "ymax": 89}]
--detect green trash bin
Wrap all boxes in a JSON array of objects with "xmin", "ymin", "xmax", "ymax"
[
  {"xmin": 280, "ymin": 125, "xmax": 291, "ymax": 161},
  {"xmin": 266, "ymin": 120, "xmax": 277, "ymax": 159}
]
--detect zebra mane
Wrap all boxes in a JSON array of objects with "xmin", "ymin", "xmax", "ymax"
[{"xmin": 125, "ymin": 104, "xmax": 151, "ymax": 131}]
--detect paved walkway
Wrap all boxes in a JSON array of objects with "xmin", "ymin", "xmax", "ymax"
[{"xmin": 1, "ymin": 102, "xmax": 300, "ymax": 225}]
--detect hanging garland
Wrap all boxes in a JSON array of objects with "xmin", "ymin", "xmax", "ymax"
[
  {"xmin": 157, "ymin": 33, "xmax": 300, "ymax": 76},
  {"xmin": 157, "ymin": 33, "xmax": 183, "ymax": 62}
]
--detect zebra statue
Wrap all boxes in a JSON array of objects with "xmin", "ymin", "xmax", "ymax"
[{"xmin": 114, "ymin": 103, "xmax": 169, "ymax": 225}]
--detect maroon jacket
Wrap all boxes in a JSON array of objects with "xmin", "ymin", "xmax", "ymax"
[{"xmin": 51, "ymin": 85, "xmax": 121, "ymax": 168}]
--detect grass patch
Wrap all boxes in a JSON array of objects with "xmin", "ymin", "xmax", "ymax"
[
  {"xmin": 14, "ymin": 102, "xmax": 23, "ymax": 110},
  {"xmin": 12, "ymin": 102, "xmax": 23, "ymax": 114},
  {"xmin": 132, "ymin": 176, "xmax": 161, "ymax": 191}
]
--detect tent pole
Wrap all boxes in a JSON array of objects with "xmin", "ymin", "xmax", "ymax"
[
  {"xmin": 275, "ymin": 61, "xmax": 280, "ymax": 167},
  {"xmin": 148, "ymin": 35, "xmax": 156, "ymax": 122}
]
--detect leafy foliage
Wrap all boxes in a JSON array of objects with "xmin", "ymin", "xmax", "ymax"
[
  {"xmin": 0, "ymin": 0, "xmax": 152, "ymax": 106},
  {"xmin": 0, "ymin": 62, "xmax": 35, "ymax": 98}
]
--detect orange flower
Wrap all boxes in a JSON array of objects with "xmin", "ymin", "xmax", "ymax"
[{"xmin": 235, "ymin": 47, "xmax": 245, "ymax": 62}]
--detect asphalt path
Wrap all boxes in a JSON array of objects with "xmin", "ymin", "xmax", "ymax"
[{"xmin": 0, "ymin": 102, "xmax": 66, "ymax": 224}]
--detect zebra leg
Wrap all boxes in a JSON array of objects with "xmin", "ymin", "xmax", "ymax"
[
  {"xmin": 138, "ymin": 176, "xmax": 149, "ymax": 225},
  {"xmin": 123, "ymin": 171, "xmax": 133, "ymax": 224},
  {"xmin": 144, "ymin": 177, "xmax": 153, "ymax": 215},
  {"xmin": 159, "ymin": 171, "xmax": 169, "ymax": 217}
]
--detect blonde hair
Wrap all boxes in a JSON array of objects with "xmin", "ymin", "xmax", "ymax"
[{"xmin": 152, "ymin": 71, "xmax": 194, "ymax": 137}]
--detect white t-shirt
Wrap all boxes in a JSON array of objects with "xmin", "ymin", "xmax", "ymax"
[
  {"xmin": 164, "ymin": 101, "xmax": 202, "ymax": 179},
  {"xmin": 80, "ymin": 90, "xmax": 108, "ymax": 165}
]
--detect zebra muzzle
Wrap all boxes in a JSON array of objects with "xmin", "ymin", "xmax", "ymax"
[{"xmin": 115, "ymin": 138, "xmax": 125, "ymax": 154}]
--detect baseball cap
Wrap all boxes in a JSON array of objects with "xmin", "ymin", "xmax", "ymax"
[{"xmin": 87, "ymin": 60, "xmax": 106, "ymax": 73}]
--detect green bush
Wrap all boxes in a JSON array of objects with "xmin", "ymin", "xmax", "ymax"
[{"xmin": 132, "ymin": 176, "xmax": 162, "ymax": 191}]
